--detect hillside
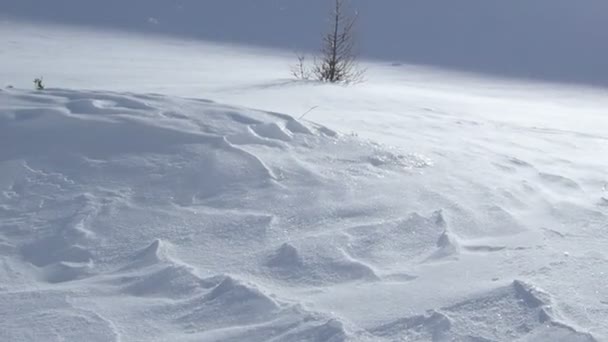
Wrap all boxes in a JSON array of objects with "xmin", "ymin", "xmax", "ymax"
[{"xmin": 2, "ymin": 0, "xmax": 608, "ymax": 86}]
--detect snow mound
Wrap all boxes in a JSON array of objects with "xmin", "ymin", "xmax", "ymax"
[
  {"xmin": 265, "ymin": 242, "xmax": 303, "ymax": 268},
  {"xmin": 0, "ymin": 291, "xmax": 120, "ymax": 342},
  {"xmin": 201, "ymin": 276, "xmax": 279, "ymax": 315},
  {"xmin": 4, "ymin": 90, "xmax": 328, "ymax": 220},
  {"xmin": 175, "ymin": 275, "xmax": 280, "ymax": 328},
  {"xmin": 370, "ymin": 280, "xmax": 597, "ymax": 342},
  {"xmin": 109, "ymin": 239, "xmax": 215, "ymax": 298},
  {"xmin": 42, "ymin": 261, "xmax": 94, "ymax": 284},
  {"xmin": 123, "ymin": 238, "xmax": 170, "ymax": 269},
  {"xmin": 284, "ymin": 117, "xmax": 314, "ymax": 135},
  {"xmin": 2, "ymin": 81, "xmax": 605, "ymax": 340},
  {"xmin": 425, "ymin": 228, "xmax": 461, "ymax": 261},
  {"xmin": 1, "ymin": 87, "xmax": 423, "ymax": 340},
  {"xmin": 174, "ymin": 276, "xmax": 356, "ymax": 341},
  {"xmin": 251, "ymin": 122, "xmax": 293, "ymax": 142},
  {"xmin": 120, "ymin": 265, "xmax": 211, "ymax": 298},
  {"xmin": 17, "ymin": 193, "xmax": 99, "ymax": 283},
  {"xmin": 264, "ymin": 241, "xmax": 379, "ymax": 285},
  {"xmin": 275, "ymin": 319, "xmax": 350, "ymax": 342},
  {"xmin": 346, "ymin": 210, "xmax": 458, "ymax": 267}
]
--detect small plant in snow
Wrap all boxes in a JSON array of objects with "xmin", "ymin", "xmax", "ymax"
[
  {"xmin": 290, "ymin": 53, "xmax": 312, "ymax": 80},
  {"xmin": 313, "ymin": 0, "xmax": 364, "ymax": 83},
  {"xmin": 33, "ymin": 77, "xmax": 44, "ymax": 90},
  {"xmin": 292, "ymin": 0, "xmax": 365, "ymax": 84},
  {"xmin": 298, "ymin": 106, "xmax": 319, "ymax": 120}
]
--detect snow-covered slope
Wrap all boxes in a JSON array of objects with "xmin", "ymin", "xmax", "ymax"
[
  {"xmin": 3, "ymin": 0, "xmax": 608, "ymax": 85},
  {"xmin": 1, "ymin": 19, "xmax": 608, "ymax": 342},
  {"xmin": 0, "ymin": 87, "xmax": 379, "ymax": 341}
]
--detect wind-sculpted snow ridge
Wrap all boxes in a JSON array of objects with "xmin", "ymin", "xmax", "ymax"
[
  {"xmin": 0, "ymin": 88, "xmax": 421, "ymax": 341},
  {"xmin": 343, "ymin": 210, "xmax": 459, "ymax": 267},
  {"xmin": 369, "ymin": 280, "xmax": 597, "ymax": 342},
  {"xmin": 0, "ymin": 290, "xmax": 121, "ymax": 342},
  {"xmin": 263, "ymin": 241, "xmax": 380, "ymax": 286},
  {"xmin": 104, "ymin": 239, "xmax": 356, "ymax": 341},
  {"xmin": 1, "ymin": 87, "xmax": 604, "ymax": 341}
]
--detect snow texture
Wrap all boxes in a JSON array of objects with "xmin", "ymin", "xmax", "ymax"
[{"xmin": 1, "ymin": 16, "xmax": 608, "ymax": 342}]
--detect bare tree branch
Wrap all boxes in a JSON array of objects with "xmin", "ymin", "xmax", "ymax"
[
  {"xmin": 290, "ymin": 53, "xmax": 312, "ymax": 80},
  {"xmin": 290, "ymin": 0, "xmax": 364, "ymax": 84}
]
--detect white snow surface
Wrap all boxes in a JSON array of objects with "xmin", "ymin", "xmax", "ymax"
[{"xmin": 1, "ymin": 20, "xmax": 608, "ymax": 342}]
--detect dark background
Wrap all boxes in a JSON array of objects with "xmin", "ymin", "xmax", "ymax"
[{"xmin": 2, "ymin": 0, "xmax": 607, "ymax": 86}]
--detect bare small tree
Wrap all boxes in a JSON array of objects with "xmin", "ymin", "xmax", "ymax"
[
  {"xmin": 291, "ymin": 53, "xmax": 312, "ymax": 80},
  {"xmin": 313, "ymin": 0, "xmax": 364, "ymax": 83}
]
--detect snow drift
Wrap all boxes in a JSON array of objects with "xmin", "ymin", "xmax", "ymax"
[{"xmin": 1, "ymin": 85, "xmax": 605, "ymax": 341}]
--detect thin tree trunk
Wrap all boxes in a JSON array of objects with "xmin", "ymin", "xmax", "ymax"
[{"xmin": 329, "ymin": 0, "xmax": 341, "ymax": 82}]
